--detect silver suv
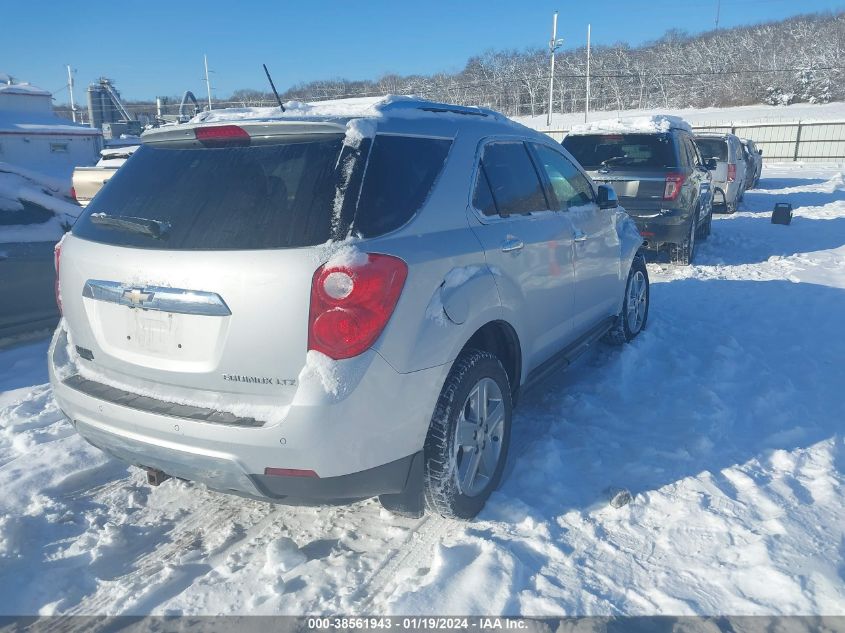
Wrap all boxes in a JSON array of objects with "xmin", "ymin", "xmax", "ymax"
[
  {"xmin": 48, "ymin": 97, "xmax": 647, "ymax": 519},
  {"xmin": 694, "ymin": 132, "xmax": 747, "ymax": 214}
]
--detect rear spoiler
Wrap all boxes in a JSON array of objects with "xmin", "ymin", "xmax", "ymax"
[{"xmin": 141, "ymin": 120, "xmax": 348, "ymax": 146}]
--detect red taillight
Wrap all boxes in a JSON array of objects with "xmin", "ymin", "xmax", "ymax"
[
  {"xmin": 54, "ymin": 241, "xmax": 62, "ymax": 314},
  {"xmin": 308, "ymin": 253, "xmax": 408, "ymax": 360},
  {"xmin": 264, "ymin": 467, "xmax": 319, "ymax": 478},
  {"xmin": 70, "ymin": 186, "xmax": 77, "ymax": 201},
  {"xmin": 194, "ymin": 125, "xmax": 250, "ymax": 147},
  {"xmin": 727, "ymin": 163, "xmax": 737, "ymax": 182},
  {"xmin": 663, "ymin": 172, "xmax": 686, "ymax": 201}
]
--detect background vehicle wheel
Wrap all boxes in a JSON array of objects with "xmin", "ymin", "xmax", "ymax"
[
  {"xmin": 423, "ymin": 349, "xmax": 512, "ymax": 519},
  {"xmin": 604, "ymin": 255, "xmax": 650, "ymax": 345},
  {"xmin": 695, "ymin": 205, "xmax": 711, "ymax": 241},
  {"xmin": 669, "ymin": 213, "xmax": 697, "ymax": 265}
]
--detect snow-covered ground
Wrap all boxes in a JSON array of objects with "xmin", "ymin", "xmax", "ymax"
[
  {"xmin": 1, "ymin": 163, "xmax": 844, "ymax": 616},
  {"xmin": 517, "ymin": 101, "xmax": 845, "ymax": 130}
]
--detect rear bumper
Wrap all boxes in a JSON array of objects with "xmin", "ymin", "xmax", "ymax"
[
  {"xmin": 48, "ymin": 324, "xmax": 447, "ymax": 502},
  {"xmin": 625, "ymin": 209, "xmax": 692, "ymax": 247},
  {"xmin": 74, "ymin": 414, "xmax": 422, "ymax": 502}
]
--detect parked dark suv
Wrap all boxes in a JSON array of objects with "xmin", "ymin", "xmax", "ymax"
[{"xmin": 562, "ymin": 117, "xmax": 714, "ymax": 265}]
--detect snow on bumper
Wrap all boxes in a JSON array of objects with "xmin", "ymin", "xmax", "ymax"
[{"xmin": 48, "ymin": 324, "xmax": 448, "ymax": 500}]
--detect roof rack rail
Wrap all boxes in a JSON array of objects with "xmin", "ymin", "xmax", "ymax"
[{"xmin": 418, "ymin": 106, "xmax": 488, "ymax": 117}]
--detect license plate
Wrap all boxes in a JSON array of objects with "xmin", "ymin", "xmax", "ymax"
[
  {"xmin": 128, "ymin": 309, "xmax": 178, "ymax": 353},
  {"xmin": 610, "ymin": 181, "xmax": 639, "ymax": 197}
]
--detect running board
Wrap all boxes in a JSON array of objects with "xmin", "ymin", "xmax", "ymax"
[{"xmin": 524, "ymin": 316, "xmax": 616, "ymax": 389}]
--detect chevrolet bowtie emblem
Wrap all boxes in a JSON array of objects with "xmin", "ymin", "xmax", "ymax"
[{"xmin": 123, "ymin": 288, "xmax": 154, "ymax": 306}]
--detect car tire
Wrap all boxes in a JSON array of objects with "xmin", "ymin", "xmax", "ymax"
[
  {"xmin": 695, "ymin": 205, "xmax": 711, "ymax": 241},
  {"xmin": 423, "ymin": 349, "xmax": 512, "ymax": 520},
  {"xmin": 669, "ymin": 211, "xmax": 697, "ymax": 266},
  {"xmin": 604, "ymin": 255, "xmax": 649, "ymax": 345}
]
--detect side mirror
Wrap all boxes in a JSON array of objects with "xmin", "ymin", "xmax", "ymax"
[
  {"xmin": 758, "ymin": 149, "xmax": 763, "ymax": 156},
  {"xmin": 704, "ymin": 158, "xmax": 718, "ymax": 170},
  {"xmin": 596, "ymin": 184, "xmax": 618, "ymax": 210}
]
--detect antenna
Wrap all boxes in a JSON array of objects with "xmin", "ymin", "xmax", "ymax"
[
  {"xmin": 715, "ymin": 0, "xmax": 721, "ymax": 29},
  {"xmin": 263, "ymin": 64, "xmax": 286, "ymax": 112}
]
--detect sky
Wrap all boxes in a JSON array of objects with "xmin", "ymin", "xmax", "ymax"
[{"xmin": 2, "ymin": 0, "xmax": 844, "ymax": 102}]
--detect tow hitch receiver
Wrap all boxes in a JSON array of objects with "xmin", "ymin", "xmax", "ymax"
[{"xmin": 145, "ymin": 467, "xmax": 171, "ymax": 486}]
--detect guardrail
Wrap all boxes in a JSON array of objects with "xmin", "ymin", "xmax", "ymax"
[{"xmin": 543, "ymin": 120, "xmax": 845, "ymax": 162}]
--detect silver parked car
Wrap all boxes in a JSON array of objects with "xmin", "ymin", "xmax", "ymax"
[
  {"xmin": 48, "ymin": 97, "xmax": 646, "ymax": 519},
  {"xmin": 694, "ymin": 132, "xmax": 747, "ymax": 213}
]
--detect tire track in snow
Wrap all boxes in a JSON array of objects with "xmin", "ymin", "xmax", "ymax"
[
  {"xmin": 59, "ymin": 482, "xmax": 275, "ymax": 616},
  {"xmin": 354, "ymin": 514, "xmax": 455, "ymax": 611}
]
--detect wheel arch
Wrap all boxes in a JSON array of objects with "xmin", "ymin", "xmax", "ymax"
[{"xmin": 459, "ymin": 319, "xmax": 522, "ymax": 405}]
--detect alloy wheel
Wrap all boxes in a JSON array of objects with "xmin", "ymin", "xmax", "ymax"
[
  {"xmin": 453, "ymin": 377, "xmax": 505, "ymax": 497},
  {"xmin": 626, "ymin": 270, "xmax": 648, "ymax": 334}
]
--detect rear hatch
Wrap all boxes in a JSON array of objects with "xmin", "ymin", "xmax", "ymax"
[
  {"xmin": 60, "ymin": 125, "xmax": 359, "ymax": 408},
  {"xmin": 562, "ymin": 132, "xmax": 679, "ymax": 212},
  {"xmin": 694, "ymin": 137, "xmax": 729, "ymax": 184}
]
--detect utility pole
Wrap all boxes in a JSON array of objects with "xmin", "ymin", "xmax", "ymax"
[
  {"xmin": 715, "ymin": 0, "xmax": 721, "ymax": 29},
  {"xmin": 585, "ymin": 24, "xmax": 591, "ymax": 124},
  {"xmin": 204, "ymin": 54, "xmax": 213, "ymax": 110},
  {"xmin": 66, "ymin": 65, "xmax": 77, "ymax": 123},
  {"xmin": 546, "ymin": 11, "xmax": 563, "ymax": 128}
]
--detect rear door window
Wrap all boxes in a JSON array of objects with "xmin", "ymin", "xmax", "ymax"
[
  {"xmin": 562, "ymin": 133, "xmax": 677, "ymax": 170},
  {"xmin": 353, "ymin": 135, "xmax": 452, "ymax": 237},
  {"xmin": 472, "ymin": 165, "xmax": 498, "ymax": 217},
  {"xmin": 474, "ymin": 141, "xmax": 549, "ymax": 216},
  {"xmin": 530, "ymin": 144, "xmax": 594, "ymax": 210}
]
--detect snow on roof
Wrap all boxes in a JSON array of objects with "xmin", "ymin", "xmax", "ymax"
[
  {"xmin": 100, "ymin": 145, "xmax": 140, "ymax": 159},
  {"xmin": 568, "ymin": 115, "xmax": 693, "ymax": 135},
  {"xmin": 0, "ymin": 110, "xmax": 102, "ymax": 136},
  {"xmin": 0, "ymin": 80, "xmax": 51, "ymax": 97},
  {"xmin": 190, "ymin": 95, "xmax": 502, "ymax": 125}
]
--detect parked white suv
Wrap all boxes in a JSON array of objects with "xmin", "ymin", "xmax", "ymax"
[{"xmin": 48, "ymin": 96, "xmax": 647, "ymax": 519}]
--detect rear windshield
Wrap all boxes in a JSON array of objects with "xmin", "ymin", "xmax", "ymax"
[
  {"xmin": 695, "ymin": 138, "xmax": 728, "ymax": 162},
  {"xmin": 562, "ymin": 133, "xmax": 676, "ymax": 169},
  {"xmin": 73, "ymin": 133, "xmax": 451, "ymax": 250}
]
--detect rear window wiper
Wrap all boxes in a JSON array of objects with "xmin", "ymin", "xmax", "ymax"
[
  {"xmin": 89, "ymin": 213, "xmax": 171, "ymax": 239},
  {"xmin": 600, "ymin": 156, "xmax": 631, "ymax": 167}
]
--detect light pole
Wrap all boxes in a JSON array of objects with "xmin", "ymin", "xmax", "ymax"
[
  {"xmin": 546, "ymin": 11, "xmax": 564, "ymax": 128},
  {"xmin": 204, "ymin": 54, "xmax": 214, "ymax": 111},
  {"xmin": 585, "ymin": 24, "xmax": 591, "ymax": 124},
  {"xmin": 66, "ymin": 65, "xmax": 77, "ymax": 123}
]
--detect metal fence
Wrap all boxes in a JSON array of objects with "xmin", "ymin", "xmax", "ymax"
[{"xmin": 543, "ymin": 120, "xmax": 845, "ymax": 162}]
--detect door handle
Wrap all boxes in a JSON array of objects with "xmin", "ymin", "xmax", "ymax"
[
  {"xmin": 573, "ymin": 228, "xmax": 588, "ymax": 242},
  {"xmin": 500, "ymin": 236, "xmax": 524, "ymax": 253}
]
